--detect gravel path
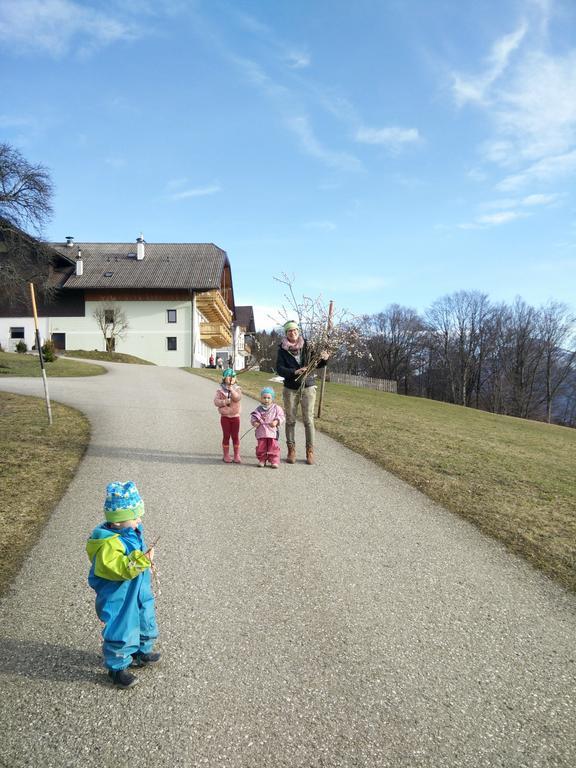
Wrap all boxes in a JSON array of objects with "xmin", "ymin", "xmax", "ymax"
[{"xmin": 0, "ymin": 363, "xmax": 574, "ymax": 768}]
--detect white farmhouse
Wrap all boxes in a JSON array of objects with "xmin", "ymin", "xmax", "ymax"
[{"xmin": 0, "ymin": 232, "xmax": 250, "ymax": 368}]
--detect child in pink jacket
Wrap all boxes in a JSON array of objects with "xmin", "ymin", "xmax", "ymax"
[
  {"xmin": 214, "ymin": 368, "xmax": 242, "ymax": 463},
  {"xmin": 250, "ymin": 387, "xmax": 285, "ymax": 468}
]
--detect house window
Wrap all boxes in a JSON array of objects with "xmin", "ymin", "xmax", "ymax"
[
  {"xmin": 104, "ymin": 310, "xmax": 114, "ymax": 324},
  {"xmin": 167, "ymin": 337, "xmax": 177, "ymax": 351},
  {"xmin": 167, "ymin": 309, "xmax": 177, "ymax": 323},
  {"xmin": 10, "ymin": 327, "xmax": 25, "ymax": 339}
]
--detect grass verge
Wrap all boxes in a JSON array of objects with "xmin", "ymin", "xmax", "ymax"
[
  {"xmin": 0, "ymin": 392, "xmax": 91, "ymax": 595},
  {"xmin": 188, "ymin": 367, "xmax": 576, "ymax": 592},
  {"xmin": 0, "ymin": 350, "xmax": 105, "ymax": 376},
  {"xmin": 62, "ymin": 349, "xmax": 155, "ymax": 365}
]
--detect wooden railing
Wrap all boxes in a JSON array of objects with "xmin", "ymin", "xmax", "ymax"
[
  {"xmin": 196, "ymin": 290, "xmax": 232, "ymax": 325},
  {"xmin": 200, "ymin": 321, "xmax": 232, "ymax": 347},
  {"xmin": 328, "ymin": 372, "xmax": 397, "ymax": 393}
]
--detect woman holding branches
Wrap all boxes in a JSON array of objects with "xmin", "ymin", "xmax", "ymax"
[{"xmin": 275, "ymin": 320, "xmax": 329, "ymax": 465}]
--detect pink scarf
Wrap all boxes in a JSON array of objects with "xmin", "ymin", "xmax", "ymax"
[{"xmin": 281, "ymin": 335, "xmax": 305, "ymax": 353}]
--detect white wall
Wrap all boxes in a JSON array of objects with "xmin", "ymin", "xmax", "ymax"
[
  {"xmin": 0, "ymin": 317, "xmax": 50, "ymax": 352},
  {"xmin": 1, "ymin": 298, "xmax": 222, "ymax": 367}
]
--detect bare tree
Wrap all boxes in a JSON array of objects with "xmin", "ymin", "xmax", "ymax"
[
  {"xmin": 362, "ymin": 305, "xmax": 424, "ymax": 392},
  {"xmin": 537, "ymin": 301, "xmax": 576, "ymax": 423},
  {"xmin": 251, "ymin": 330, "xmax": 282, "ymax": 372},
  {"xmin": 93, "ymin": 305, "xmax": 129, "ymax": 353},
  {"xmin": 0, "ymin": 143, "xmax": 55, "ymax": 306},
  {"xmin": 497, "ymin": 298, "xmax": 544, "ymax": 418},
  {"xmin": 425, "ymin": 291, "xmax": 493, "ymax": 406},
  {"xmin": 0, "ymin": 143, "xmax": 53, "ymax": 232}
]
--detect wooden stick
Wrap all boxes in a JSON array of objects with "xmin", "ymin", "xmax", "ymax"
[
  {"xmin": 316, "ymin": 300, "xmax": 334, "ymax": 418},
  {"xmin": 29, "ymin": 282, "xmax": 53, "ymax": 425}
]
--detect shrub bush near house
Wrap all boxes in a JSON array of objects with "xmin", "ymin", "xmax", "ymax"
[
  {"xmin": 41, "ymin": 339, "xmax": 57, "ymax": 362},
  {"xmin": 15, "ymin": 340, "xmax": 27, "ymax": 353}
]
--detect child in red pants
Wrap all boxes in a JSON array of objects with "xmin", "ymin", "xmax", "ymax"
[
  {"xmin": 250, "ymin": 387, "xmax": 285, "ymax": 468},
  {"xmin": 214, "ymin": 368, "xmax": 242, "ymax": 463}
]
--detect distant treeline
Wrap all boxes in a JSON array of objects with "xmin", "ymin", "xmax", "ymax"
[{"xmin": 250, "ymin": 291, "xmax": 576, "ymax": 428}]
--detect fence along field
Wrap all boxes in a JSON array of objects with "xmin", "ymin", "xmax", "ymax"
[{"xmin": 328, "ymin": 372, "xmax": 397, "ymax": 393}]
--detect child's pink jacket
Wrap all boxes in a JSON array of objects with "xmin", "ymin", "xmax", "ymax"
[
  {"xmin": 214, "ymin": 384, "xmax": 242, "ymax": 418},
  {"xmin": 250, "ymin": 403, "xmax": 285, "ymax": 438}
]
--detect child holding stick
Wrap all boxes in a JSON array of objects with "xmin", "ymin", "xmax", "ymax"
[
  {"xmin": 86, "ymin": 481, "xmax": 160, "ymax": 688},
  {"xmin": 214, "ymin": 368, "xmax": 243, "ymax": 463},
  {"xmin": 250, "ymin": 386, "xmax": 285, "ymax": 468}
]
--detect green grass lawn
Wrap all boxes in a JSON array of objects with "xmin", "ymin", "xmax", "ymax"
[
  {"xmin": 189, "ymin": 367, "xmax": 576, "ymax": 592},
  {"xmin": 0, "ymin": 350, "xmax": 105, "ymax": 376},
  {"xmin": 62, "ymin": 349, "xmax": 155, "ymax": 365},
  {"xmin": 0, "ymin": 392, "xmax": 90, "ymax": 595}
]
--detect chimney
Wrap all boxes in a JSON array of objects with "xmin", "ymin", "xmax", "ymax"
[
  {"xmin": 65, "ymin": 236, "xmax": 74, "ymax": 247},
  {"xmin": 75, "ymin": 247, "xmax": 83, "ymax": 276},
  {"xmin": 136, "ymin": 233, "xmax": 145, "ymax": 261}
]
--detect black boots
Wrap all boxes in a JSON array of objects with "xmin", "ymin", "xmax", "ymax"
[
  {"xmin": 131, "ymin": 651, "xmax": 161, "ymax": 667},
  {"xmin": 108, "ymin": 668, "xmax": 139, "ymax": 688}
]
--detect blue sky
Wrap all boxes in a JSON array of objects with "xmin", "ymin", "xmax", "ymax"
[{"xmin": 1, "ymin": 0, "xmax": 575, "ymax": 329}]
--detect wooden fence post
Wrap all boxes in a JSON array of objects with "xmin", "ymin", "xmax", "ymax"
[{"xmin": 316, "ymin": 300, "xmax": 334, "ymax": 418}]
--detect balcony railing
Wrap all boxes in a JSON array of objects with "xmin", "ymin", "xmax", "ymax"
[
  {"xmin": 196, "ymin": 290, "xmax": 232, "ymax": 325},
  {"xmin": 200, "ymin": 321, "xmax": 232, "ymax": 347}
]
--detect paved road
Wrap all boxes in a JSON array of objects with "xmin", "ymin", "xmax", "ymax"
[{"xmin": 0, "ymin": 363, "xmax": 574, "ymax": 768}]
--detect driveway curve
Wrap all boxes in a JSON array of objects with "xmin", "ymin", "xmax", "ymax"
[{"xmin": 0, "ymin": 362, "xmax": 574, "ymax": 768}]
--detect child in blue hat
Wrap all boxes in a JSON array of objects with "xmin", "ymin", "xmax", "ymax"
[
  {"xmin": 250, "ymin": 387, "xmax": 285, "ymax": 468},
  {"xmin": 86, "ymin": 481, "xmax": 159, "ymax": 688}
]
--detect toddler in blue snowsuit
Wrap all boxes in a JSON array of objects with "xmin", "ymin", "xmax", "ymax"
[{"xmin": 87, "ymin": 481, "xmax": 160, "ymax": 688}]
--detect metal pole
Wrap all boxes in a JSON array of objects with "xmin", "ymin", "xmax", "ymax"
[
  {"xmin": 29, "ymin": 282, "xmax": 53, "ymax": 425},
  {"xmin": 316, "ymin": 300, "xmax": 334, "ymax": 418}
]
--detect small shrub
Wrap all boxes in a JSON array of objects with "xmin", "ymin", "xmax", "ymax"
[
  {"xmin": 42, "ymin": 340, "xmax": 57, "ymax": 362},
  {"xmin": 15, "ymin": 340, "xmax": 27, "ymax": 354}
]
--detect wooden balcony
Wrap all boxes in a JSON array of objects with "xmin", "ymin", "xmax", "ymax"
[
  {"xmin": 200, "ymin": 321, "xmax": 232, "ymax": 347},
  {"xmin": 196, "ymin": 290, "xmax": 232, "ymax": 325}
]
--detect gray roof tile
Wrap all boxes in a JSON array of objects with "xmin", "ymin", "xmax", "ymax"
[{"xmin": 52, "ymin": 242, "xmax": 228, "ymax": 290}]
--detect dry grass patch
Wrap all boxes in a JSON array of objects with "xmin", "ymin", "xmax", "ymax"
[
  {"xmin": 62, "ymin": 349, "xmax": 155, "ymax": 365},
  {"xmin": 0, "ymin": 350, "xmax": 105, "ymax": 377},
  {"xmin": 0, "ymin": 392, "xmax": 90, "ymax": 595},
  {"xmin": 188, "ymin": 368, "xmax": 576, "ymax": 591}
]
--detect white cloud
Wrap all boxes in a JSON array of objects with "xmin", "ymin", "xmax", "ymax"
[
  {"xmin": 450, "ymin": 6, "xmax": 576, "ymax": 190},
  {"xmin": 170, "ymin": 184, "xmax": 221, "ymax": 200},
  {"xmin": 0, "ymin": 0, "xmax": 138, "ymax": 56},
  {"xmin": 452, "ymin": 23, "xmax": 527, "ymax": 106},
  {"xmin": 303, "ymin": 220, "xmax": 336, "ymax": 231},
  {"xmin": 286, "ymin": 116, "xmax": 362, "ymax": 172},
  {"xmin": 459, "ymin": 210, "xmax": 530, "ymax": 229},
  {"xmin": 286, "ymin": 49, "xmax": 310, "ymax": 69},
  {"xmin": 497, "ymin": 149, "xmax": 576, "ymax": 190},
  {"xmin": 355, "ymin": 126, "xmax": 420, "ymax": 149},
  {"xmin": 521, "ymin": 192, "xmax": 559, "ymax": 206},
  {"xmin": 481, "ymin": 192, "xmax": 559, "ymax": 209},
  {"xmin": 477, "ymin": 211, "xmax": 529, "ymax": 225}
]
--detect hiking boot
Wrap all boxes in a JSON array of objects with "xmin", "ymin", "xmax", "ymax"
[
  {"xmin": 108, "ymin": 668, "xmax": 139, "ymax": 688},
  {"xmin": 257, "ymin": 461, "xmax": 266, "ymax": 467},
  {"xmin": 306, "ymin": 446, "xmax": 315, "ymax": 465},
  {"xmin": 270, "ymin": 463, "xmax": 279, "ymax": 469},
  {"xmin": 286, "ymin": 444, "xmax": 296, "ymax": 464},
  {"xmin": 131, "ymin": 651, "xmax": 161, "ymax": 667}
]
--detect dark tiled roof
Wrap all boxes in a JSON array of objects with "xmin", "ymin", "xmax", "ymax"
[
  {"xmin": 235, "ymin": 305, "xmax": 256, "ymax": 332},
  {"xmin": 52, "ymin": 242, "xmax": 228, "ymax": 290}
]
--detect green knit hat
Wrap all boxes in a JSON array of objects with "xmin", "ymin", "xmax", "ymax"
[
  {"xmin": 222, "ymin": 367, "xmax": 236, "ymax": 380},
  {"xmin": 283, "ymin": 320, "xmax": 299, "ymax": 332}
]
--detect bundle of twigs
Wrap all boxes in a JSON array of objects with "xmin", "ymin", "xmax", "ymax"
[{"xmin": 274, "ymin": 273, "xmax": 369, "ymax": 387}]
